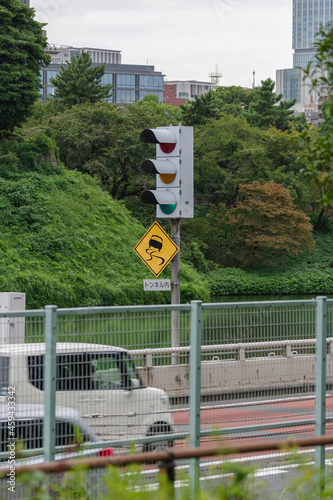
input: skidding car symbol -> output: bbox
[146,235,165,264]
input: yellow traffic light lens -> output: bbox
[159,173,176,184]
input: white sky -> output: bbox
[30,0,293,88]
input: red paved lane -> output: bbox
[172,396,333,448]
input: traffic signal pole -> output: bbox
[171,218,181,365]
[138,126,193,364]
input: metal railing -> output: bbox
[0,296,331,497]
[2,434,333,499]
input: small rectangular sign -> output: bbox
[143,279,171,291]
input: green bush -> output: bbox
[207,267,333,297]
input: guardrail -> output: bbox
[132,337,333,399]
[131,338,333,364]
[0,296,331,497]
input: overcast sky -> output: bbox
[30,0,293,88]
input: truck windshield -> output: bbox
[28,352,143,391]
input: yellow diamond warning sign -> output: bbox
[134,221,179,277]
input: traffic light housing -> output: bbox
[139,125,193,219]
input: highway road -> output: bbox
[171,394,333,446]
[164,395,333,496]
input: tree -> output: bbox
[49,52,112,107]
[19,100,180,200]
[194,115,268,207]
[0,0,50,132]
[246,78,296,131]
[226,181,315,269]
[136,94,182,122]
[180,91,220,126]
[180,86,254,126]
[214,85,254,116]
[193,114,310,209]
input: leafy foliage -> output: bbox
[193,115,310,208]
[226,182,315,269]
[246,78,296,131]
[208,267,333,297]
[206,214,333,297]
[49,52,112,107]
[180,91,220,126]
[0,0,50,131]
[8,449,333,499]
[213,85,254,116]
[0,137,209,308]
[180,86,254,126]
[19,100,181,200]
[12,90,331,298]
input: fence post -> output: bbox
[189,300,202,494]
[44,305,58,463]
[315,296,327,473]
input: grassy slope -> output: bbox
[0,150,209,309]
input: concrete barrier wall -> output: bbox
[137,354,333,398]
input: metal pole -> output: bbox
[189,300,202,495]
[44,305,58,463]
[158,450,175,498]
[171,218,180,365]
[315,296,327,474]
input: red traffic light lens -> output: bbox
[159,143,176,154]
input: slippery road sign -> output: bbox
[134,221,179,277]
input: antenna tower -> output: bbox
[209,64,222,91]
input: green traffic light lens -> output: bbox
[160,204,177,214]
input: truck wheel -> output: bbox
[143,423,173,453]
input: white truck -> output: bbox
[0,342,174,451]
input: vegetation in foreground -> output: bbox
[2,455,333,500]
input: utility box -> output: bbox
[0,293,26,344]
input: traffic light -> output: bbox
[139,125,193,218]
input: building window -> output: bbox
[139,75,164,89]
[179,92,188,99]
[116,90,136,103]
[46,87,56,97]
[117,74,136,88]
[139,91,163,103]
[70,50,80,61]
[47,70,59,84]
[101,73,113,85]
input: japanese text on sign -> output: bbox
[143,279,171,291]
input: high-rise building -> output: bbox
[277,0,333,107]
[293,0,333,69]
[19,0,30,6]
